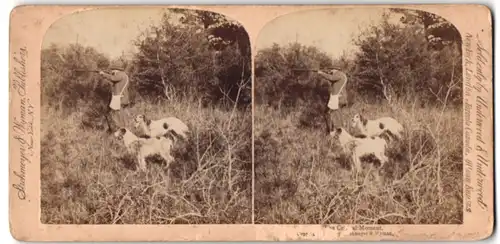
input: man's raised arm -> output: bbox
[316,70,342,83]
[99,71,123,83]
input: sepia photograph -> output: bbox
[9,4,493,242]
[40,8,252,224]
[254,8,464,224]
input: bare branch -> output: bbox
[374,52,393,103]
[155,44,172,100]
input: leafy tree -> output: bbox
[255,42,335,112]
[391,8,462,50]
[350,10,462,106]
[131,9,251,108]
[41,43,110,111]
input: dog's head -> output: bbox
[332,127,359,151]
[133,114,150,128]
[332,127,353,142]
[114,128,128,140]
[329,127,343,140]
[351,113,367,127]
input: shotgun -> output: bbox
[75,69,102,73]
[291,68,320,72]
[292,67,343,72]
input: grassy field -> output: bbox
[41,97,252,224]
[254,99,463,224]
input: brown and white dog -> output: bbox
[133,114,189,142]
[114,127,175,171]
[351,113,403,141]
[330,127,389,172]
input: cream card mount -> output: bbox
[9,4,493,242]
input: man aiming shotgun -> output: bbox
[95,61,131,133]
[293,67,348,133]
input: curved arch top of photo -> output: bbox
[40,7,253,225]
[253,7,464,225]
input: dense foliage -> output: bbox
[131,10,251,108]
[41,43,111,113]
[41,9,251,111]
[255,9,462,111]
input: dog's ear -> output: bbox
[360,115,367,126]
[336,128,342,134]
[117,128,126,140]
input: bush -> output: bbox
[41,44,111,114]
[131,10,251,109]
[350,10,462,106]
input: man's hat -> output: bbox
[109,60,125,71]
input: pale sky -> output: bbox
[43,8,166,59]
[255,8,399,59]
[43,8,401,60]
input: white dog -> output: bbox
[330,127,389,172]
[114,127,175,171]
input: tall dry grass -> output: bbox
[254,99,463,224]
[41,95,252,224]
